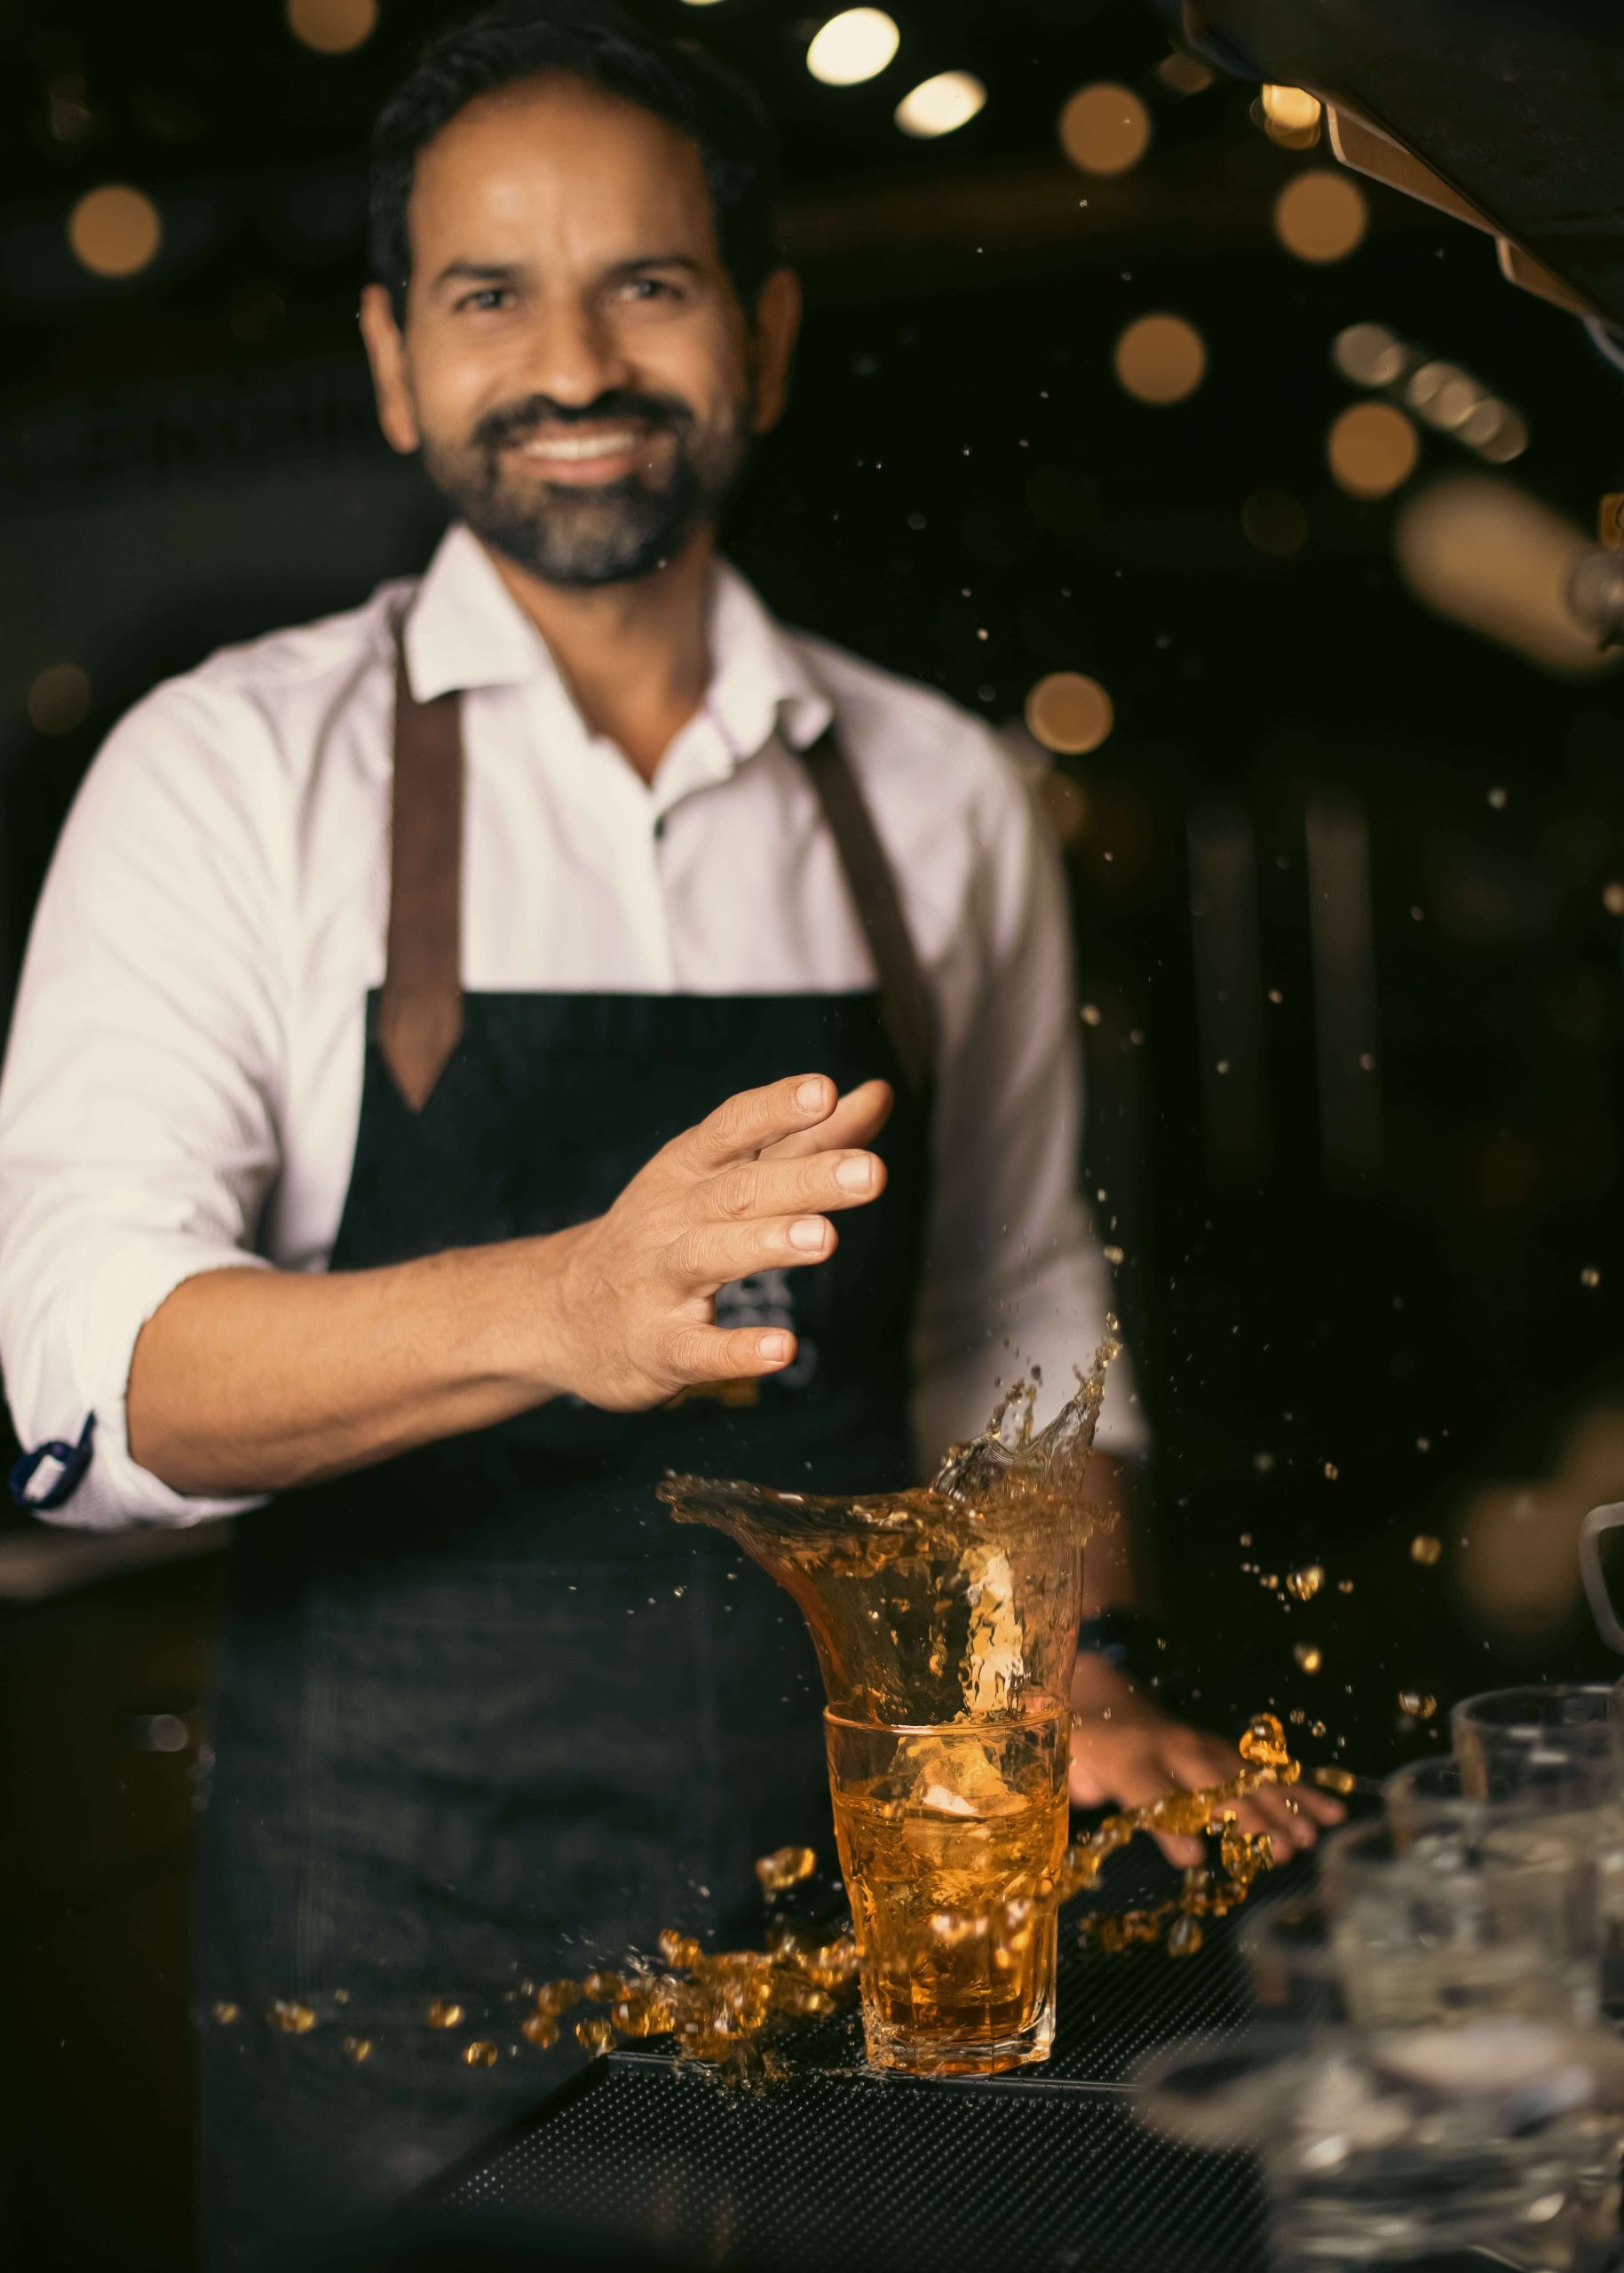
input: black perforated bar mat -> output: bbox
[387,1846,1310,2271]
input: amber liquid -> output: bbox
[828,1708,1068,2075]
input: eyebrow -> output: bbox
[430,252,703,294]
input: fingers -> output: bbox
[764,1080,894,1160]
[668,1213,840,1295]
[696,1148,886,1232]
[673,1074,839,1176]
[665,1323,799,1385]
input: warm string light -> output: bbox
[805,9,899,88]
[1326,400,1419,499]
[67,184,162,278]
[894,72,985,139]
[1332,325,1528,466]
[286,0,377,54]
[1273,170,1368,263]
[1258,83,1322,150]
[1026,672,1114,756]
[1113,313,1207,406]
[1058,83,1151,177]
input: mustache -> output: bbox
[475,391,693,454]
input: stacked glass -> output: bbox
[1132,1683,1624,2271]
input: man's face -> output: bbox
[366,77,790,588]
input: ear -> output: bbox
[749,266,802,437]
[360,282,422,455]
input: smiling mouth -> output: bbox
[512,427,654,466]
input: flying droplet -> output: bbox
[1286,1564,1324,1601]
[1410,1534,1442,1566]
[463,2040,499,2068]
[1293,1643,1323,1674]
[427,2000,465,2030]
[1313,1763,1356,1795]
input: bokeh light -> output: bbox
[1273,170,1368,263]
[806,10,899,88]
[1058,83,1151,177]
[67,185,162,279]
[1394,473,1621,680]
[1327,401,1419,499]
[286,0,377,54]
[1332,321,1406,389]
[28,665,91,736]
[1113,313,1207,406]
[1026,673,1114,756]
[894,72,985,139]
[1259,83,1321,149]
[1241,490,1309,557]
[1156,53,1214,96]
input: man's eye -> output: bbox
[619,276,679,303]
[457,288,511,313]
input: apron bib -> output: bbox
[194,620,936,2266]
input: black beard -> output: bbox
[420,395,752,590]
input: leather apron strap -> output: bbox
[379,622,935,1107]
[378,627,465,1111]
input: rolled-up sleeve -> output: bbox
[0,677,287,1529]
[911,738,1148,1468]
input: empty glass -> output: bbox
[1453,1688,1624,2024]
[1319,1816,1600,2032]
[1133,2018,1624,2273]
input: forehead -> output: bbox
[408,75,722,268]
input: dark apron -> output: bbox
[193,622,936,2268]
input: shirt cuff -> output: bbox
[20,1242,273,1532]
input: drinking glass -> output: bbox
[1319,1817,1601,2031]
[823,1705,1068,2075]
[1134,2019,1624,2273]
[1453,1687,1624,2022]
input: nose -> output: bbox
[522,295,632,413]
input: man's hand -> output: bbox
[1068,1651,1345,1868]
[543,1072,893,1412]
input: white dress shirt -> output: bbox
[0,522,1142,1531]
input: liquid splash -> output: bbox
[657,1333,1120,1729]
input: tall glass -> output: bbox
[1453,1686,1624,2022]
[824,1703,1068,2075]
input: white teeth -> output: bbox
[519,430,638,462]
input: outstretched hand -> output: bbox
[1067,1651,1345,1868]
[545,1072,893,1412]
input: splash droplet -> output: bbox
[427,2000,465,2030]
[463,2040,499,2068]
[1293,1643,1323,1674]
[1286,1564,1324,1601]
[1410,1534,1442,1566]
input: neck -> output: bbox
[481,530,716,785]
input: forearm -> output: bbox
[126,1232,582,1497]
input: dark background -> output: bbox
[1,2,1621,2265]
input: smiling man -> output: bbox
[0,3,1335,2262]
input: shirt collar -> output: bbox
[402,522,835,771]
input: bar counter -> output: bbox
[357,1844,1309,2273]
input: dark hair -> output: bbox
[368,0,781,324]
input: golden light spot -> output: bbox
[427,1999,464,2029]
[463,2039,499,2067]
[286,0,377,54]
[1286,1564,1324,1601]
[67,185,162,279]
[1025,671,1114,755]
[1581,1266,1602,1287]
[1273,170,1368,263]
[1332,321,1406,388]
[894,71,985,139]
[1259,84,1321,148]
[1156,53,1213,96]
[1327,400,1419,499]
[28,664,91,735]
[1113,313,1207,405]
[1058,83,1151,176]
[1410,1533,1442,1566]
[342,2036,372,2063]
[806,9,899,87]
[1293,1643,1323,1674]
[1241,489,1307,556]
